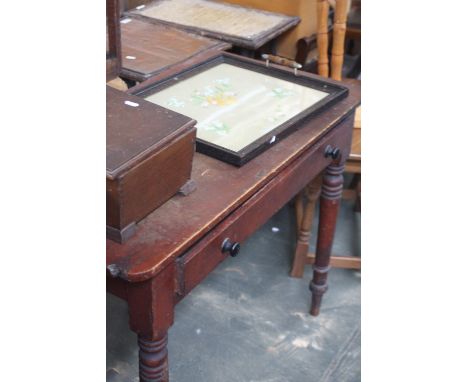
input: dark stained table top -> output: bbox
[106,77,360,282]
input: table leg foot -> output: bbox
[138,332,169,382]
[310,163,344,316]
[310,267,330,316]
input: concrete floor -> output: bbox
[107,198,361,382]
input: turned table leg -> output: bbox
[125,264,176,381]
[138,331,169,382]
[310,163,345,316]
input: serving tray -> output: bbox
[129,53,349,166]
[127,0,300,49]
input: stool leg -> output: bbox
[310,164,344,316]
[294,191,304,233]
[291,177,322,278]
[138,331,169,382]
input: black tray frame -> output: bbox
[131,53,349,166]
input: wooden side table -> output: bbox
[107,78,360,381]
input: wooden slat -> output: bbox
[306,253,361,270]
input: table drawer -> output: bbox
[176,114,354,299]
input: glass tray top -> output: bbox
[144,63,328,152]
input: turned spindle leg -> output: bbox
[310,163,345,316]
[291,176,322,278]
[138,331,169,382]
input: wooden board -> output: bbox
[120,16,230,82]
[127,0,300,49]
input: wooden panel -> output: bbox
[306,253,361,270]
[106,78,360,282]
[128,0,300,49]
[120,17,230,82]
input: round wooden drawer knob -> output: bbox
[221,238,241,257]
[324,145,340,160]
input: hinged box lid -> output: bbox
[106,86,196,179]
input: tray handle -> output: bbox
[261,54,302,76]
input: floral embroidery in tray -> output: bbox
[190,78,237,107]
[268,86,295,99]
[202,120,231,136]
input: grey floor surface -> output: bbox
[107,198,361,382]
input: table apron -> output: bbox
[175,114,354,301]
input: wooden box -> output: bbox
[120,16,230,83]
[106,86,197,243]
